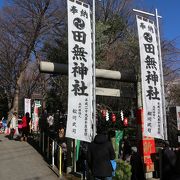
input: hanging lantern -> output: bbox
[111,113,116,123]
[123,117,128,126]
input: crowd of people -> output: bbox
[39,109,68,173]
[0,111,31,141]
[87,133,145,180]
[1,110,180,180]
[0,109,147,180]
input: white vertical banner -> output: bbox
[33,106,39,132]
[176,106,180,130]
[66,0,93,142]
[24,98,31,117]
[136,16,164,139]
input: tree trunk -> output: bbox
[7,72,23,122]
[13,87,19,113]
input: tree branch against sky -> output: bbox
[0,0,65,114]
[0,0,179,116]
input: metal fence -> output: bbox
[32,131,63,177]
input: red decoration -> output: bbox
[111,113,116,123]
[123,117,128,126]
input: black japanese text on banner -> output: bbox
[66,0,93,142]
[136,15,164,139]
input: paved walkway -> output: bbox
[0,134,59,180]
[0,134,160,180]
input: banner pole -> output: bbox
[47,136,49,159]
[134,9,164,177]
[52,140,55,167]
[92,0,96,140]
[155,9,167,140]
[59,146,62,176]
[42,131,44,154]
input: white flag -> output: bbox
[66,0,93,142]
[136,15,164,139]
[24,98,31,117]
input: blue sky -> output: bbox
[134,0,180,47]
[0,0,179,46]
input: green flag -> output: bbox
[115,130,124,159]
[115,130,124,144]
[76,140,80,161]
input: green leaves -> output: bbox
[114,159,131,180]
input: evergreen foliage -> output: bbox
[114,160,132,180]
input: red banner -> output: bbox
[141,139,156,156]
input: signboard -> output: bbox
[24,98,31,117]
[141,137,156,172]
[176,106,180,130]
[35,100,41,108]
[66,0,93,142]
[136,15,164,139]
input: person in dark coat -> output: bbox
[80,141,90,180]
[130,147,145,180]
[161,141,176,180]
[87,130,115,180]
[172,146,180,180]
[122,136,132,161]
